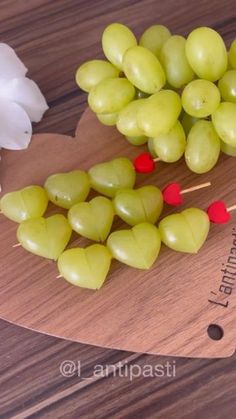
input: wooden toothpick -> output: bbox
[181,182,211,195]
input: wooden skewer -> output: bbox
[153,157,161,162]
[56,274,62,279]
[181,182,211,195]
[227,204,236,212]
[12,243,21,248]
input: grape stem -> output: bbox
[227,204,236,212]
[181,181,211,195]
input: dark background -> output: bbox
[0,0,235,417]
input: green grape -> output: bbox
[102,23,137,70]
[126,135,147,146]
[153,121,186,162]
[44,170,90,209]
[116,99,146,137]
[212,102,236,146]
[160,35,195,88]
[185,27,227,81]
[221,140,236,156]
[229,40,236,69]
[114,186,163,226]
[139,24,171,57]
[181,112,199,136]
[159,208,210,253]
[75,60,119,92]
[68,196,114,242]
[182,79,221,117]
[147,138,158,157]
[97,112,118,126]
[107,222,161,269]
[17,215,72,261]
[0,185,48,223]
[185,120,220,173]
[137,90,182,137]
[58,245,112,289]
[218,70,236,103]
[88,78,135,114]
[88,157,136,198]
[123,46,166,94]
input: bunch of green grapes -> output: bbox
[75,23,236,174]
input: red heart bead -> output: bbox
[162,183,183,206]
[207,201,231,224]
[133,152,155,173]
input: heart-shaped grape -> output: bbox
[159,208,210,253]
[58,245,112,289]
[88,157,136,198]
[114,186,163,226]
[0,185,48,223]
[107,222,161,269]
[17,214,72,260]
[68,196,115,241]
[44,170,90,209]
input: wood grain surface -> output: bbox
[0,0,236,417]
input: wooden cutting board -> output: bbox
[0,107,235,358]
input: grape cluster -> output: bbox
[76,23,236,174]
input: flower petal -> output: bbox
[0,77,49,122]
[0,99,32,150]
[0,43,27,79]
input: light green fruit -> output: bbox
[17,214,72,260]
[139,24,171,57]
[125,135,148,146]
[114,186,163,226]
[75,60,119,92]
[147,138,158,157]
[160,35,195,88]
[221,140,236,156]
[229,40,236,69]
[123,46,166,94]
[88,78,135,114]
[185,120,220,173]
[102,23,137,70]
[218,70,236,103]
[97,112,118,126]
[181,112,199,136]
[153,121,186,162]
[212,102,236,146]
[137,90,182,137]
[135,89,150,99]
[44,170,90,209]
[182,79,221,118]
[116,99,146,137]
[58,245,112,289]
[185,27,227,81]
[68,196,114,242]
[159,208,210,253]
[107,222,161,269]
[88,157,136,198]
[0,185,48,223]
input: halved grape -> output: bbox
[126,135,148,146]
[218,70,236,103]
[160,35,195,88]
[153,121,186,162]
[185,120,220,173]
[123,46,166,94]
[139,25,171,57]
[147,138,158,157]
[88,78,135,114]
[75,60,119,92]
[102,23,137,70]
[182,79,221,117]
[212,102,236,146]
[97,112,118,126]
[221,140,236,156]
[185,27,227,81]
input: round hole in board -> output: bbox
[207,324,224,341]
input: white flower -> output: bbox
[0,43,49,150]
